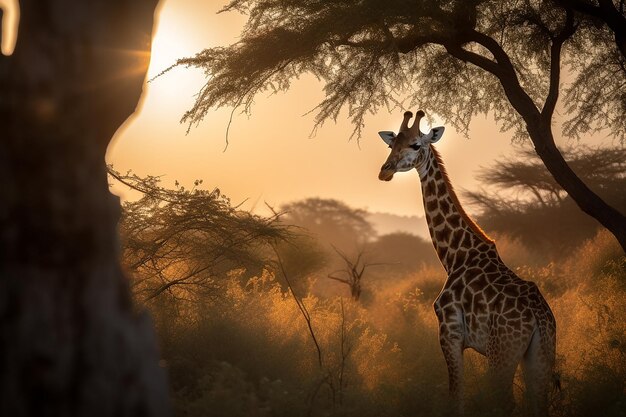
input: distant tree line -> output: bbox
[110,152,624,302]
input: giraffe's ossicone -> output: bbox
[378,110,556,417]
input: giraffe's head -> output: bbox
[378,110,445,181]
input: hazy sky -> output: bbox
[107,0,573,218]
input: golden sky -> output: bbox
[107,0,574,218]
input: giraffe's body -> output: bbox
[378,111,556,416]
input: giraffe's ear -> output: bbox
[378,131,396,146]
[426,126,445,143]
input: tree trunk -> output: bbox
[527,122,626,253]
[0,1,170,416]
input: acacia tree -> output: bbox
[468,147,626,208]
[169,0,626,252]
[465,146,626,256]
[109,168,288,303]
[280,198,375,252]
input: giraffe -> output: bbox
[377,110,556,416]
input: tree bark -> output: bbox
[0,1,170,416]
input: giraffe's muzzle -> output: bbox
[379,163,395,181]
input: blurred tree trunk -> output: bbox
[0,1,170,416]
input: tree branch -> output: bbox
[559,0,602,18]
[143,263,214,302]
[560,0,626,58]
[394,30,448,54]
[542,9,576,123]
[442,41,502,77]
[391,22,544,135]
[328,273,351,285]
[460,29,541,121]
[273,245,324,369]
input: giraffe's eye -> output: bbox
[409,143,421,150]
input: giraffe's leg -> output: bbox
[439,322,465,415]
[522,329,555,417]
[486,334,525,416]
[486,362,518,416]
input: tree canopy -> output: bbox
[366,232,440,272]
[280,198,375,251]
[469,146,626,207]
[173,0,624,139]
[170,0,626,251]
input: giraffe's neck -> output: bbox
[419,145,497,273]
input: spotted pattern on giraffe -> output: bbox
[378,110,556,416]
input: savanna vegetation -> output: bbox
[111,155,626,417]
[4,1,624,415]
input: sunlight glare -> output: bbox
[0,0,19,56]
[148,17,193,78]
[139,3,211,112]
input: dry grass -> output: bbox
[146,231,625,417]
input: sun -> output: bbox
[148,23,189,78]
[147,2,208,80]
